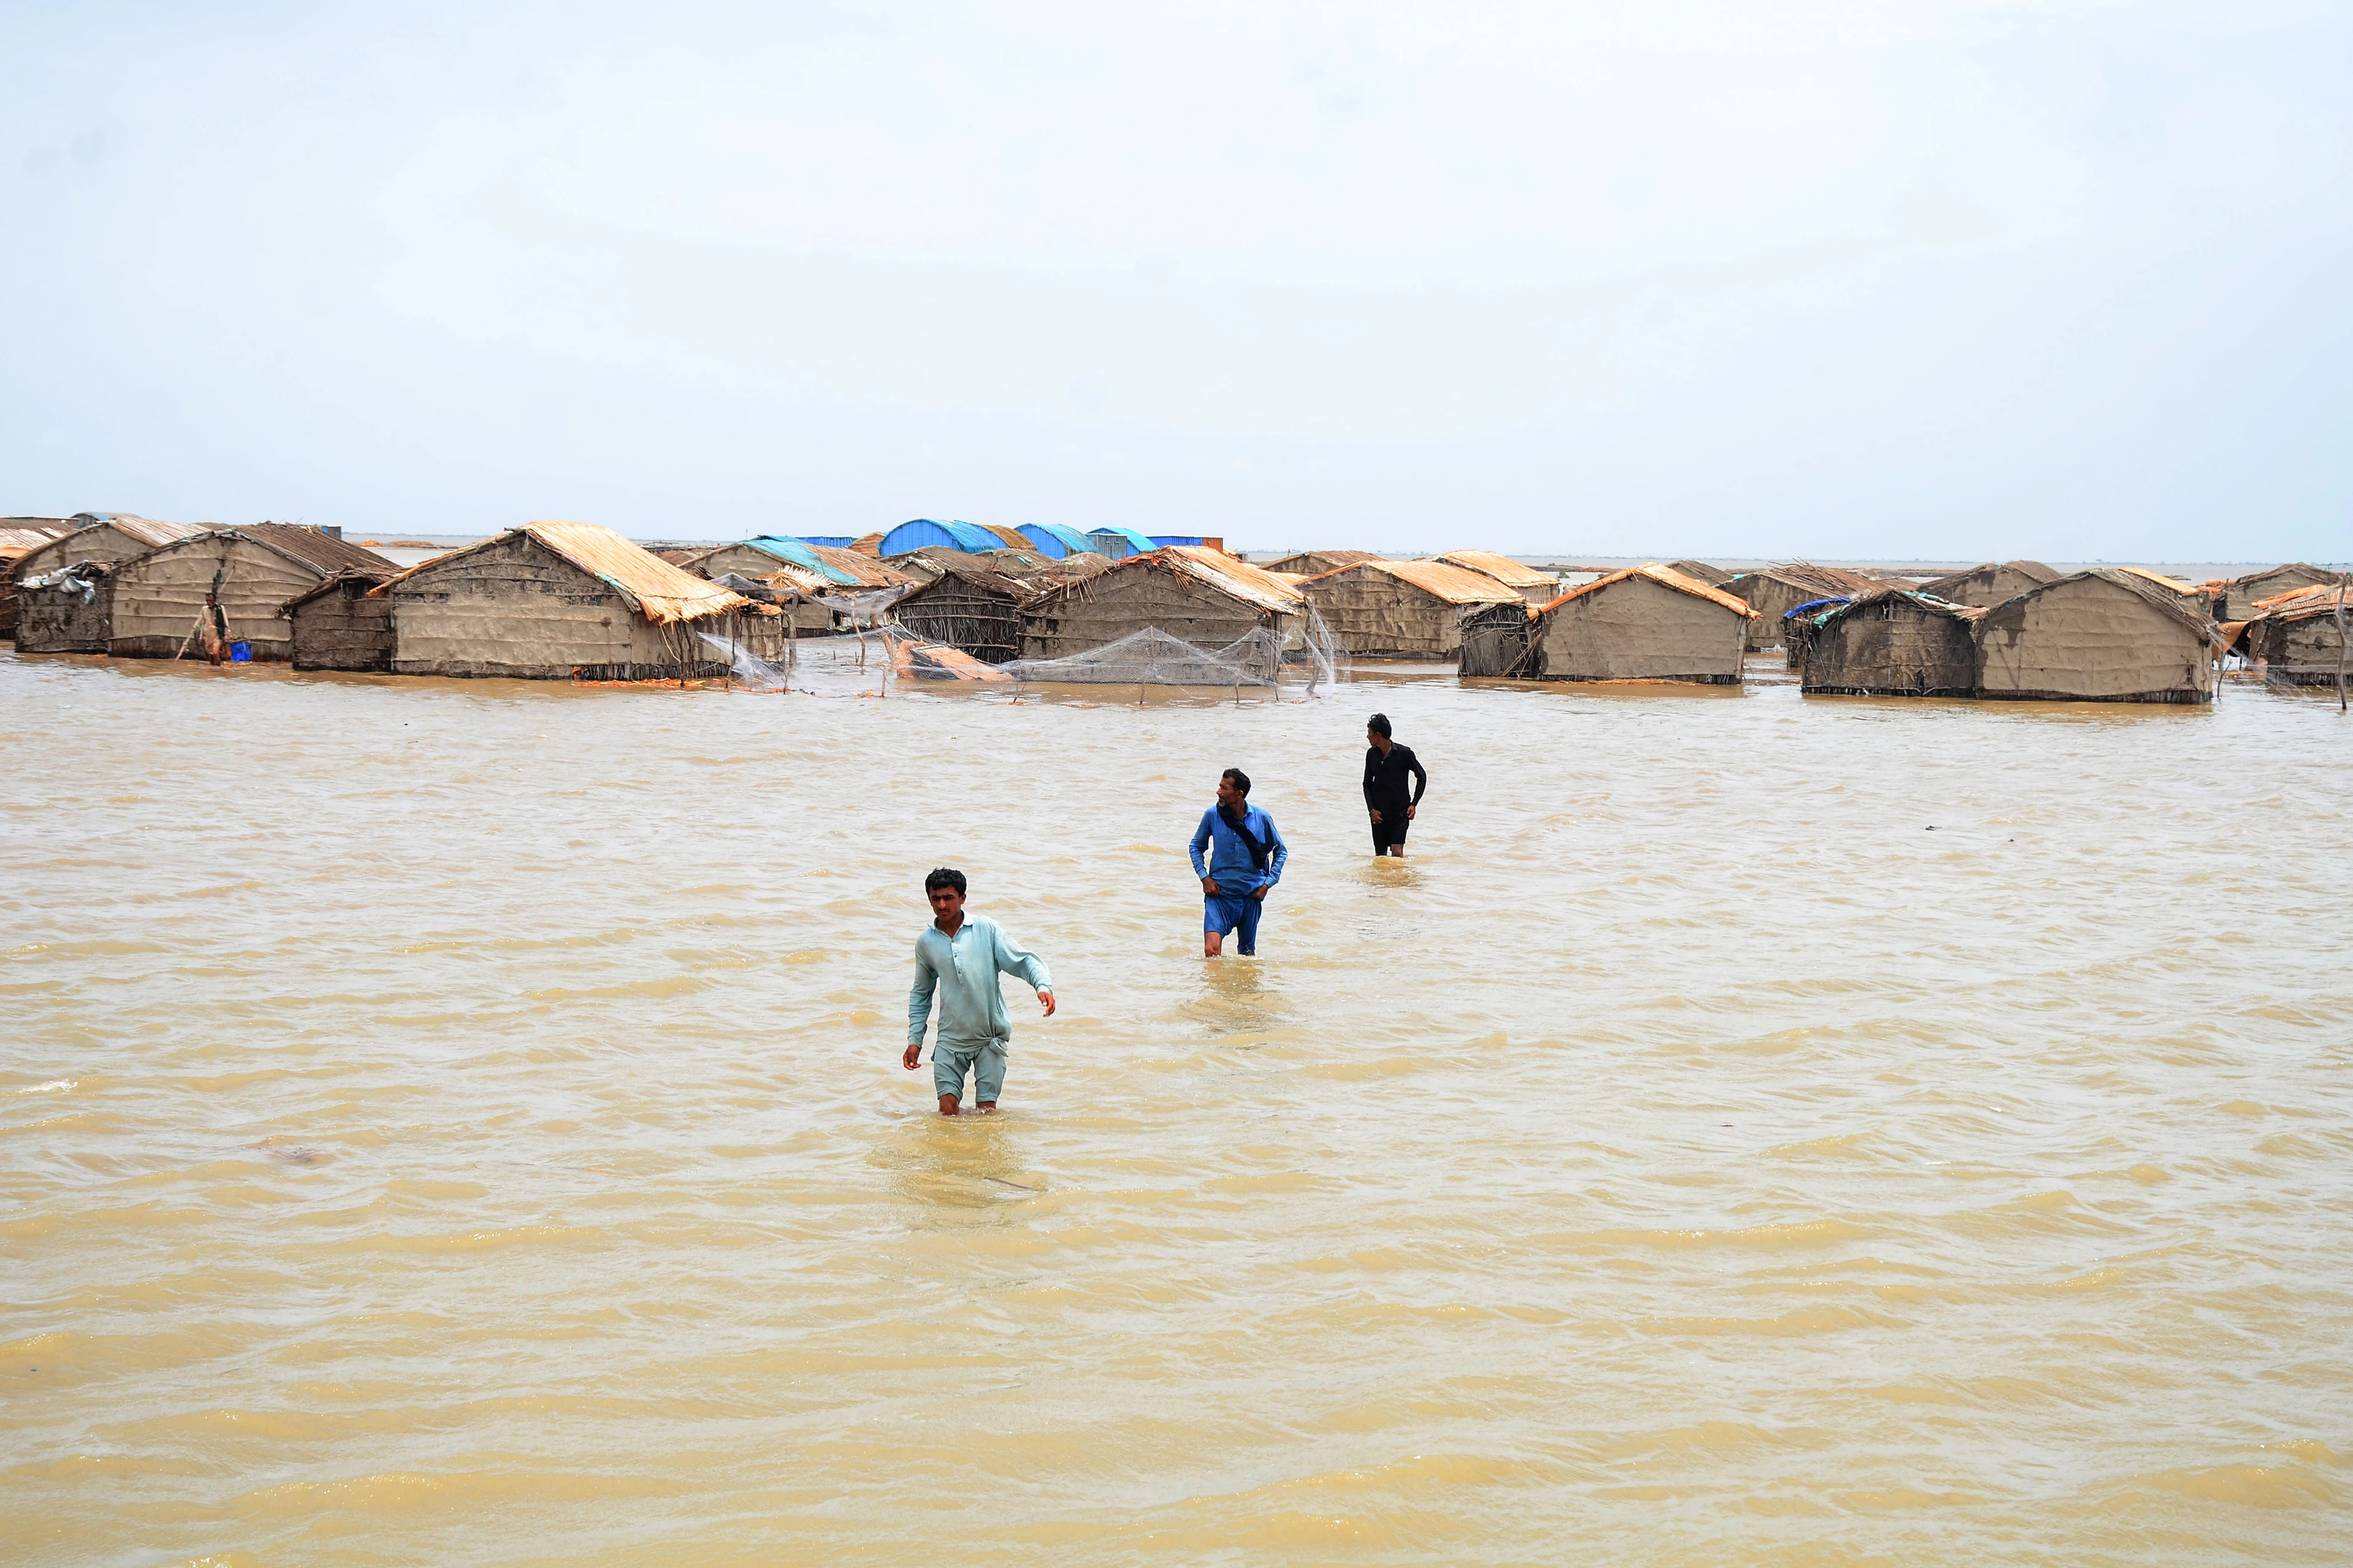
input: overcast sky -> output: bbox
[4,1,2347,559]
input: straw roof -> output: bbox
[1429,549,1555,591]
[2113,565,2206,597]
[1263,548,1386,575]
[2249,578,2351,623]
[1309,557,1523,606]
[372,521,748,624]
[224,523,398,579]
[1159,545,1306,614]
[1540,562,1759,617]
[56,514,216,552]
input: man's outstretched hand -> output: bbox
[1040,991,1057,1018]
[902,1042,922,1071]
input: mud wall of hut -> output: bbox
[291,583,396,671]
[2249,613,2348,687]
[1538,577,1747,683]
[1302,572,1487,657]
[1020,569,1275,660]
[1801,601,1976,697]
[389,534,728,680]
[11,526,150,652]
[1734,577,1821,649]
[110,537,317,660]
[1976,578,2210,703]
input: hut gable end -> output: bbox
[108,533,330,661]
[384,532,722,680]
[1535,571,1749,684]
[1019,551,1297,661]
[1975,570,2213,704]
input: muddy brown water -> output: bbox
[4,651,2349,1565]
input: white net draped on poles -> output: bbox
[696,591,1345,700]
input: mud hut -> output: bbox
[1264,548,1385,577]
[1663,559,1731,586]
[1429,549,1559,606]
[1724,564,1889,649]
[375,521,751,680]
[1796,590,1985,697]
[1975,569,2214,704]
[1298,558,1519,658]
[0,521,73,640]
[1918,560,2059,608]
[889,555,1038,664]
[2217,563,2339,622]
[1020,546,1306,661]
[1457,601,1538,677]
[108,526,398,661]
[11,514,220,652]
[2242,579,2350,687]
[284,572,398,671]
[1525,564,1756,684]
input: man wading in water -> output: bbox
[1363,712,1427,858]
[1190,767,1289,957]
[905,868,1055,1115]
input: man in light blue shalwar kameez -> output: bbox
[905,867,1056,1115]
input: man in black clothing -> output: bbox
[1363,713,1427,858]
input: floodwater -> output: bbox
[5,650,2349,1567]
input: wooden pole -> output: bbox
[2335,571,2348,714]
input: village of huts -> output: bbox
[6,516,2344,702]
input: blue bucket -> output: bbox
[230,642,252,662]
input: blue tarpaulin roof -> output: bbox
[1088,526,1158,559]
[1148,535,1207,548]
[1015,523,1100,559]
[879,518,1003,556]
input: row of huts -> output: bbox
[8,513,2341,700]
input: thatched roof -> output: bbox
[1731,561,1889,597]
[1429,549,1555,592]
[1158,545,1307,614]
[372,521,748,624]
[1663,559,1730,585]
[1307,557,1523,606]
[1264,548,1385,575]
[226,523,398,580]
[1540,562,1758,617]
[61,513,217,551]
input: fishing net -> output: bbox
[1003,606,1341,696]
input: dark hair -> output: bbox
[1220,767,1251,796]
[1367,713,1391,738]
[924,867,967,896]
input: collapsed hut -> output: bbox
[673,543,838,632]
[1429,549,1559,606]
[108,525,398,661]
[1264,548,1385,577]
[889,555,1039,664]
[2241,579,2351,687]
[0,521,73,640]
[11,514,218,652]
[2217,563,2339,622]
[1795,589,1985,697]
[1724,564,1889,649]
[1299,558,1519,658]
[1918,560,2059,608]
[1020,546,1306,662]
[1458,601,1537,677]
[375,520,753,680]
[1975,569,2215,704]
[1522,564,1756,684]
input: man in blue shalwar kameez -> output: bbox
[905,867,1055,1115]
[1189,767,1289,958]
